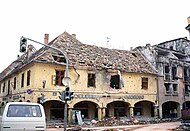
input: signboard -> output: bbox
[26,89,32,94]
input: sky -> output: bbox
[0,0,190,72]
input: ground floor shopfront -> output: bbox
[0,91,159,121]
[42,97,158,122]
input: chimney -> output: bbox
[72,34,76,39]
[130,47,133,51]
[44,34,49,44]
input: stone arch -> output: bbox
[69,99,101,108]
[73,100,99,120]
[106,100,131,118]
[162,101,180,118]
[134,100,155,117]
[42,100,65,121]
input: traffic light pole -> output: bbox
[21,36,69,131]
[64,100,68,131]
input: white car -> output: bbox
[0,102,46,131]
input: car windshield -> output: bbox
[7,104,42,117]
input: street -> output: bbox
[47,121,181,131]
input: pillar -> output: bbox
[102,108,106,119]
[68,108,72,124]
[154,105,158,117]
[98,108,102,121]
[129,106,134,118]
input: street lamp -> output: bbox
[20,36,70,131]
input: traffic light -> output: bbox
[59,91,65,101]
[70,92,74,100]
[20,37,27,52]
[65,87,70,100]
[37,93,45,104]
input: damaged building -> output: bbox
[136,17,190,119]
[0,32,157,122]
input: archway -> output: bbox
[134,100,155,117]
[73,101,98,120]
[43,100,64,121]
[162,101,179,118]
[183,101,190,110]
[106,101,130,118]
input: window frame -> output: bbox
[87,73,96,87]
[21,73,25,88]
[27,70,31,86]
[141,77,148,90]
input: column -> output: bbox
[67,108,72,124]
[154,105,158,117]
[129,106,134,118]
[98,108,102,121]
[102,108,106,119]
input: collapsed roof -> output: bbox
[0,32,156,81]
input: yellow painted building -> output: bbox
[0,32,157,122]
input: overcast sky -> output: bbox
[0,0,190,72]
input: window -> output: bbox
[3,82,5,93]
[110,75,120,89]
[173,84,178,95]
[21,73,24,88]
[87,73,95,87]
[27,70,31,86]
[55,70,65,86]
[184,68,190,82]
[165,83,171,94]
[164,65,170,81]
[8,80,10,95]
[52,54,66,63]
[172,67,177,80]
[184,68,188,81]
[13,77,16,90]
[185,84,190,95]
[7,105,42,117]
[141,77,148,89]
[165,65,170,73]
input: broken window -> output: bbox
[141,77,148,89]
[184,68,190,82]
[21,73,24,88]
[165,83,171,94]
[27,70,31,86]
[185,84,190,95]
[52,54,66,63]
[173,84,178,95]
[110,75,120,89]
[184,68,188,81]
[54,70,65,86]
[172,67,177,80]
[87,73,95,87]
[8,80,10,95]
[165,65,170,73]
[13,77,16,90]
[164,65,170,81]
